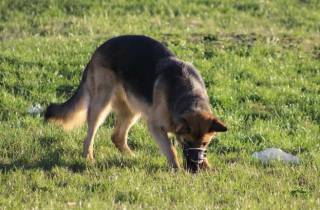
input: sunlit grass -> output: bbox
[0,0,319,209]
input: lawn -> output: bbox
[0,0,319,209]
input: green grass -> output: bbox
[0,0,319,209]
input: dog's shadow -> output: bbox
[1,137,239,174]
[0,136,86,173]
[0,137,164,174]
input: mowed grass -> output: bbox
[0,0,319,209]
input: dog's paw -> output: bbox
[121,147,135,157]
[83,151,95,162]
[200,159,211,171]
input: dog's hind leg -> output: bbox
[111,92,139,156]
[82,60,116,160]
[83,97,112,160]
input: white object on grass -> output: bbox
[28,104,43,115]
[252,148,300,164]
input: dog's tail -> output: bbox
[44,65,90,130]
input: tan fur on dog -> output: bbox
[45,35,227,170]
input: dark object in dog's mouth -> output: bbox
[183,147,207,173]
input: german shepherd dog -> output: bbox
[45,35,227,172]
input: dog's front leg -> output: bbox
[200,158,211,170]
[148,122,180,169]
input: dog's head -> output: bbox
[175,111,227,172]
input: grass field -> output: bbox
[0,0,319,209]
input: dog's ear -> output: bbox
[210,118,227,132]
[175,117,191,135]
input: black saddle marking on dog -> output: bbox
[97,35,174,104]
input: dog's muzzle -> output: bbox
[183,147,207,173]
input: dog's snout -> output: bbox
[183,146,207,173]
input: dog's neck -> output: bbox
[171,93,211,118]
[157,58,212,120]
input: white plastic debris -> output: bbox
[28,104,43,116]
[252,148,300,164]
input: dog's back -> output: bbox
[96,35,174,104]
[96,35,210,115]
